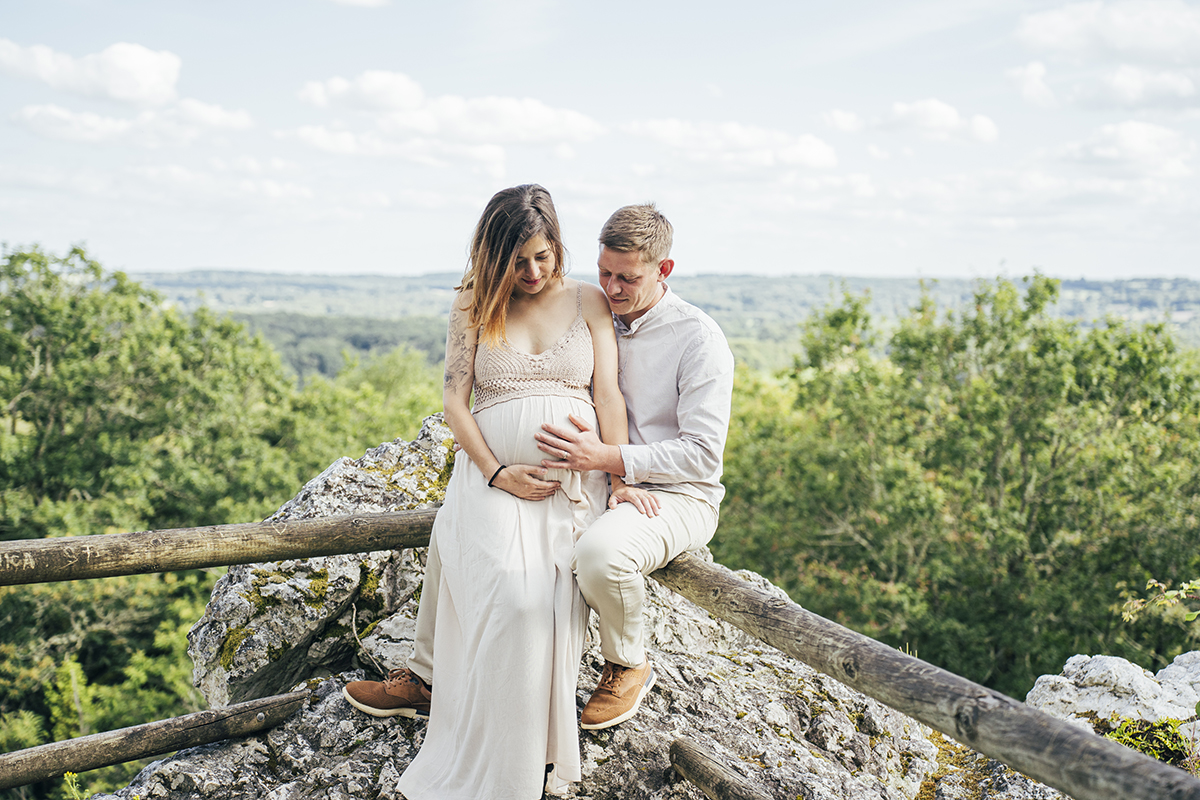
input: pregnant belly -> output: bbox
[473,395,597,472]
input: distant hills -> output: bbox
[133,270,465,319]
[132,270,1200,377]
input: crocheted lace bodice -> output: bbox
[472,287,594,412]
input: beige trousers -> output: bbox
[572,491,718,669]
[410,490,718,680]
[407,529,439,684]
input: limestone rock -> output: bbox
[933,650,1200,800]
[95,674,419,800]
[97,562,942,800]
[932,748,1067,800]
[1026,652,1200,728]
[186,415,452,707]
[267,414,454,521]
[92,414,1198,800]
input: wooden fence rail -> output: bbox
[669,737,771,800]
[3,513,1200,800]
[0,510,439,586]
[655,552,1200,800]
[0,691,308,791]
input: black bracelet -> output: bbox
[487,465,507,488]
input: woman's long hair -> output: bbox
[459,184,567,346]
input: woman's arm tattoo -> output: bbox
[444,305,473,394]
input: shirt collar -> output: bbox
[613,283,673,336]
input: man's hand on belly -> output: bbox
[536,414,626,475]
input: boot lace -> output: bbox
[597,663,628,693]
[384,668,418,689]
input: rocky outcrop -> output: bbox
[186,415,453,707]
[100,568,943,800]
[91,415,1199,800]
[924,651,1200,800]
[1026,652,1200,729]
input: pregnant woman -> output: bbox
[392,184,655,799]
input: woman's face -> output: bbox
[511,235,555,296]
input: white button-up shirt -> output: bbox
[615,286,735,509]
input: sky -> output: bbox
[1,0,1199,281]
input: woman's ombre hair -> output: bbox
[459,184,566,346]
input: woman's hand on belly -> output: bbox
[491,463,561,501]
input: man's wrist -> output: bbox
[608,444,627,477]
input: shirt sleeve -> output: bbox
[619,327,735,486]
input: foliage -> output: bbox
[10,247,1200,793]
[1123,579,1200,624]
[0,709,45,751]
[0,246,303,539]
[1,246,442,543]
[1102,716,1200,776]
[0,247,441,799]
[0,569,215,797]
[278,345,442,468]
[230,311,447,382]
[714,275,1200,697]
[60,774,83,800]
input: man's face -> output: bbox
[597,245,671,324]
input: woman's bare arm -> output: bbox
[443,291,559,500]
[582,284,659,516]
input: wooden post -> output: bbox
[0,509,439,587]
[0,690,308,791]
[669,737,772,800]
[651,553,1200,800]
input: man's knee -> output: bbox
[573,528,618,588]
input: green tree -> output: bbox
[0,246,442,799]
[715,276,1200,697]
[1,246,303,540]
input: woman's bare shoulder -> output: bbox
[451,287,474,313]
[578,282,612,319]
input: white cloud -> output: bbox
[884,98,999,143]
[130,163,315,203]
[0,160,315,212]
[1016,0,1200,64]
[210,156,298,174]
[1008,62,1058,107]
[867,144,890,160]
[326,0,390,6]
[790,173,877,199]
[290,125,396,156]
[14,101,254,146]
[297,70,603,146]
[0,39,180,105]
[235,178,315,201]
[823,109,865,132]
[386,95,604,144]
[288,125,507,177]
[623,119,838,169]
[1099,64,1196,104]
[299,71,424,110]
[14,105,134,142]
[1059,119,1196,176]
[176,99,254,129]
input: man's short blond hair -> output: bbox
[598,203,673,265]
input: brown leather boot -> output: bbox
[579,660,655,730]
[342,668,431,718]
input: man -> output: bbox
[343,203,734,733]
[535,203,734,729]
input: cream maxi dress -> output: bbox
[397,288,605,800]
